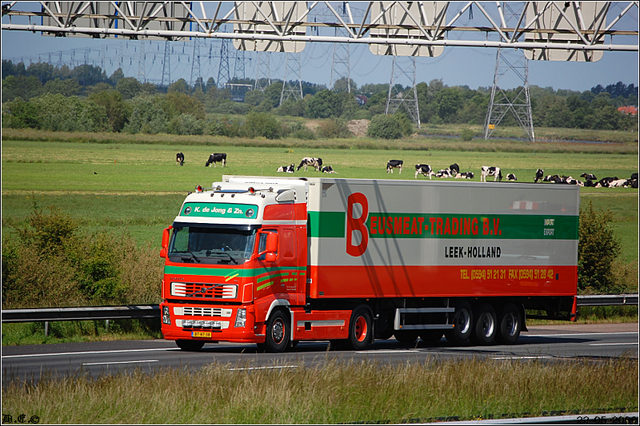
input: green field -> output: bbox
[3,139,638,263]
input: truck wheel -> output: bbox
[348,307,373,350]
[265,309,290,353]
[445,301,473,344]
[496,303,522,345]
[394,330,420,344]
[471,303,497,345]
[176,340,205,351]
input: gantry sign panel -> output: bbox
[368,1,446,57]
[233,2,307,53]
[2,2,637,58]
[525,2,606,61]
[40,2,193,40]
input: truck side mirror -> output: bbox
[160,226,172,258]
[266,232,278,253]
[265,233,278,262]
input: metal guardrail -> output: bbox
[2,295,636,324]
[1,304,159,323]
[576,294,638,307]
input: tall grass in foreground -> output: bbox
[3,358,637,424]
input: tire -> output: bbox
[348,307,373,350]
[394,330,420,344]
[176,340,205,351]
[444,301,474,344]
[264,309,290,353]
[470,303,497,345]
[420,330,444,343]
[496,303,522,345]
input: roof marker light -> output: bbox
[195,185,203,193]
[248,187,255,194]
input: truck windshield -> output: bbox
[168,225,257,264]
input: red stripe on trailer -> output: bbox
[308,265,577,299]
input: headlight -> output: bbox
[234,308,247,328]
[162,306,171,325]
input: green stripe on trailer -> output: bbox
[308,211,345,237]
[307,211,577,240]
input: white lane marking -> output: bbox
[491,356,553,360]
[2,347,175,359]
[589,343,639,346]
[525,332,638,338]
[356,350,420,354]
[82,360,159,366]
[227,365,298,371]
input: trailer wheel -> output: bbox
[264,309,290,353]
[176,340,205,351]
[445,301,474,344]
[471,303,497,345]
[348,307,373,350]
[496,303,522,345]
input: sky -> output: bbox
[2,2,638,93]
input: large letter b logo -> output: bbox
[346,193,369,257]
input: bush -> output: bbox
[242,111,282,139]
[367,114,404,139]
[2,203,162,309]
[578,200,622,293]
[460,128,475,141]
[317,118,353,139]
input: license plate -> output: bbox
[192,331,211,338]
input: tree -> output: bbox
[109,68,125,86]
[42,78,82,97]
[70,64,108,87]
[123,95,168,134]
[163,92,205,120]
[116,77,142,100]
[2,97,40,129]
[168,78,189,94]
[89,90,130,132]
[1,75,42,102]
[305,89,336,119]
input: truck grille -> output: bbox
[173,307,232,318]
[171,282,238,299]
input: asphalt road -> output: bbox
[2,323,637,385]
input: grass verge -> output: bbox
[1,320,162,347]
[2,357,637,424]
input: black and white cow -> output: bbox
[205,153,227,167]
[435,169,453,178]
[544,174,563,184]
[176,152,184,166]
[580,173,597,181]
[277,164,295,173]
[595,176,619,188]
[449,163,460,176]
[506,173,517,181]
[480,166,502,182]
[297,157,323,171]
[455,171,474,179]
[534,169,544,183]
[387,160,403,174]
[415,164,433,179]
[321,165,337,174]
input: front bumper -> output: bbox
[160,302,262,343]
